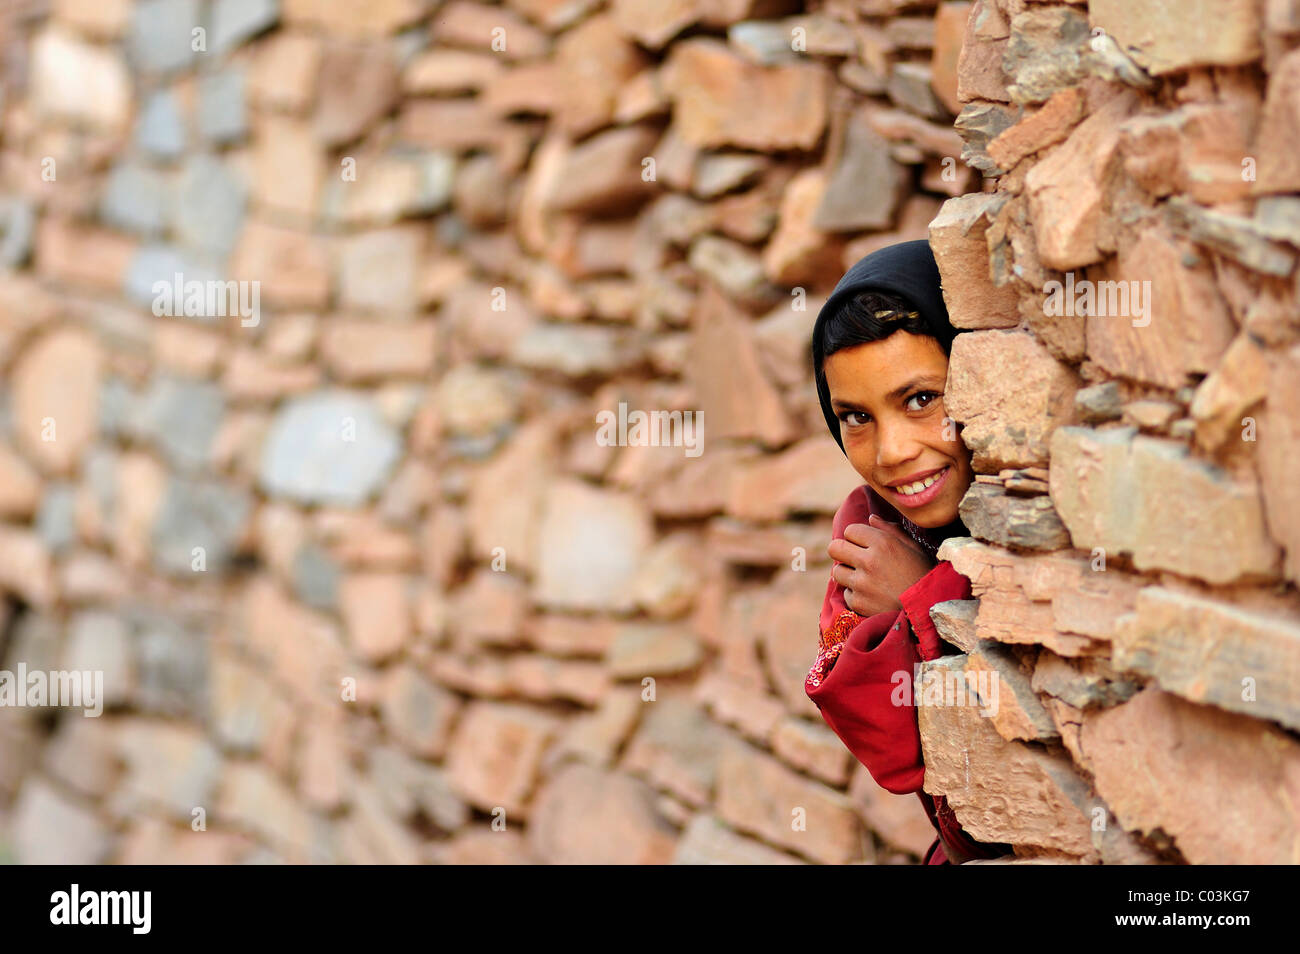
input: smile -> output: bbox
[887,466,949,509]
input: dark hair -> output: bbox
[815,290,949,393]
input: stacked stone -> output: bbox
[1,0,1296,867]
[0,0,980,865]
[925,0,1300,863]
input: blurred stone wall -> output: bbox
[0,0,1296,865]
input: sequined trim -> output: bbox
[806,608,864,691]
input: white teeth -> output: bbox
[897,468,945,495]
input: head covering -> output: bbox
[811,239,968,551]
[811,239,955,456]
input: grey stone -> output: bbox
[1074,380,1122,423]
[99,162,169,237]
[35,484,77,553]
[259,390,401,506]
[128,609,209,719]
[291,543,340,611]
[211,0,280,54]
[172,154,246,258]
[369,745,469,833]
[958,482,1072,551]
[124,244,223,312]
[1252,196,1300,245]
[197,68,248,144]
[814,112,908,231]
[135,89,188,160]
[1032,650,1141,709]
[693,152,766,200]
[509,323,635,377]
[1003,7,1091,105]
[887,62,947,119]
[6,612,64,678]
[151,476,252,576]
[0,195,35,267]
[130,0,202,74]
[930,598,980,654]
[138,375,225,471]
[727,21,802,65]
[955,101,1022,176]
[1165,196,1298,276]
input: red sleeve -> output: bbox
[804,487,973,796]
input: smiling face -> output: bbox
[823,330,974,528]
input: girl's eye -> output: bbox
[840,411,871,427]
[906,391,941,412]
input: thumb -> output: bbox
[870,512,918,544]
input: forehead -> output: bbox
[823,332,948,400]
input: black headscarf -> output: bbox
[811,239,968,555]
[812,239,957,456]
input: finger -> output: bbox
[842,522,882,547]
[828,537,869,566]
[831,563,853,588]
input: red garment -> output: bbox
[805,485,1009,865]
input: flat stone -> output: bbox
[673,814,803,864]
[814,111,907,232]
[928,192,1019,329]
[11,326,102,476]
[1091,0,1263,75]
[129,0,201,74]
[609,623,703,680]
[662,38,829,151]
[529,762,678,864]
[171,155,247,259]
[211,0,280,54]
[378,663,460,758]
[151,476,252,576]
[919,655,1096,858]
[444,701,560,820]
[99,161,168,237]
[1081,688,1300,863]
[715,736,865,864]
[945,330,1080,471]
[930,598,980,654]
[1002,7,1090,104]
[959,482,1072,550]
[135,89,188,159]
[258,390,401,506]
[1049,426,1281,584]
[30,27,130,130]
[13,778,112,864]
[197,69,248,144]
[534,480,651,612]
[314,40,400,147]
[1112,586,1300,733]
[1074,380,1122,423]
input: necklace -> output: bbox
[899,514,941,558]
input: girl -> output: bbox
[805,239,1010,865]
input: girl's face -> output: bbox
[823,330,974,528]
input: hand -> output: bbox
[828,514,937,617]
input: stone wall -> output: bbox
[0,0,1296,865]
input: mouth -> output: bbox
[884,465,950,510]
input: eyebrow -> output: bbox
[830,374,945,412]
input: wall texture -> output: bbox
[0,0,1296,864]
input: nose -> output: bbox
[875,416,921,471]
